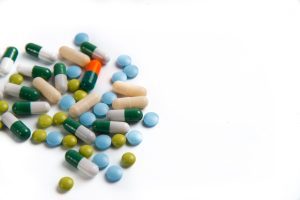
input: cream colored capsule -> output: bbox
[59,46,90,67]
[112,96,148,109]
[112,81,147,97]
[32,77,61,104]
[69,93,100,117]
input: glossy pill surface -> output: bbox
[12,101,50,115]
[32,129,47,143]
[105,165,123,182]
[101,92,117,106]
[92,121,130,134]
[0,47,18,75]
[94,135,111,150]
[111,71,127,83]
[111,134,126,148]
[25,43,56,63]
[58,177,74,191]
[121,152,136,168]
[67,79,80,92]
[4,83,40,101]
[9,73,23,85]
[92,153,109,169]
[32,77,61,104]
[112,81,146,97]
[107,108,143,123]
[143,112,159,127]
[123,64,138,79]
[74,90,87,102]
[62,134,78,148]
[54,63,68,93]
[17,64,52,80]
[79,112,96,127]
[53,112,68,125]
[79,145,94,158]
[112,96,148,109]
[0,100,9,113]
[80,60,102,92]
[126,130,143,146]
[93,103,109,118]
[74,33,89,46]
[116,55,131,68]
[67,66,82,79]
[59,46,90,67]
[69,93,100,118]
[37,114,53,128]
[46,131,63,147]
[59,95,76,111]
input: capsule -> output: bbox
[0,47,18,75]
[112,96,148,109]
[17,64,52,80]
[107,108,143,123]
[54,63,68,93]
[25,43,56,63]
[59,46,90,67]
[4,83,40,101]
[12,101,50,115]
[112,81,147,97]
[2,112,31,141]
[63,117,96,144]
[80,42,110,65]
[80,60,102,92]
[32,77,61,104]
[92,120,130,134]
[69,93,100,118]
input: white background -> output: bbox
[0,0,300,199]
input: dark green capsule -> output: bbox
[32,66,52,80]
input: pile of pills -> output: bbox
[0,32,159,192]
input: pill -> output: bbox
[92,153,109,169]
[12,101,50,115]
[63,117,96,144]
[112,96,148,109]
[111,71,127,83]
[116,55,131,68]
[121,152,136,168]
[32,77,61,104]
[1,112,31,141]
[79,112,96,127]
[123,64,139,79]
[32,129,47,143]
[101,92,117,106]
[59,95,75,111]
[53,112,68,125]
[143,112,159,127]
[69,93,100,118]
[105,165,123,182]
[107,108,143,123]
[68,79,80,92]
[58,176,74,191]
[25,43,56,63]
[46,131,63,147]
[67,66,82,79]
[54,63,68,93]
[126,130,143,146]
[0,47,18,76]
[94,134,111,150]
[37,114,53,128]
[4,83,40,101]
[0,100,9,113]
[62,134,77,148]
[65,149,98,177]
[80,41,110,65]
[93,103,109,118]
[17,64,52,80]
[80,60,102,92]
[79,145,94,158]
[74,32,89,46]
[112,81,147,97]
[59,46,90,67]
[92,120,130,134]
[111,133,126,148]
[73,90,87,102]
[9,73,24,85]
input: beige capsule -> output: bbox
[69,93,100,117]
[112,96,148,109]
[32,77,61,104]
[59,46,90,67]
[112,81,147,97]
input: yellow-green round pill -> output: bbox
[32,129,47,143]
[74,90,87,102]
[38,114,53,128]
[62,135,77,148]
[58,176,74,191]
[9,73,24,85]
[111,134,126,148]
[79,145,94,158]
[0,121,4,129]
[121,152,136,168]
[0,100,9,113]
[53,112,68,125]
[67,79,80,93]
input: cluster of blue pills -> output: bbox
[112,55,139,83]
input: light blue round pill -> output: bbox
[59,95,76,111]
[143,112,159,127]
[126,130,143,146]
[93,103,109,118]
[67,66,82,79]
[79,112,96,127]
[74,33,89,46]
[94,135,111,150]
[92,153,109,170]
[116,55,132,68]
[46,131,63,147]
[112,71,127,83]
[105,165,123,183]
[123,65,139,79]
[101,92,117,106]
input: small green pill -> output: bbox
[58,176,74,191]
[0,121,3,129]
[32,129,47,143]
[0,100,9,113]
[73,90,87,102]
[53,112,68,125]
[67,79,80,93]
[9,73,24,85]
[37,114,53,128]
[62,134,78,148]
[111,134,126,148]
[79,145,94,158]
[121,152,136,168]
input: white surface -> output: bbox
[0,0,300,199]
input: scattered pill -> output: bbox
[121,152,136,168]
[17,64,52,80]
[9,73,24,85]
[62,134,78,148]
[66,66,82,79]
[94,135,111,150]
[74,32,89,46]
[92,121,130,134]
[123,64,139,79]
[143,112,159,127]
[67,79,80,92]
[93,103,109,118]
[4,83,40,101]
[58,176,74,191]
[32,77,61,104]
[37,114,53,129]
[46,131,63,147]
[59,95,76,111]
[80,60,102,92]
[12,101,50,115]
[112,96,148,110]
[107,108,143,123]
[113,81,147,97]
[0,121,4,129]
[81,41,110,65]
[25,43,56,63]
[92,153,109,170]
[79,145,94,158]
[101,92,117,106]
[111,71,127,83]
[59,46,90,67]
[105,165,123,182]
[69,93,100,118]
[79,112,96,127]
[126,130,143,146]
[0,47,18,76]
[32,129,47,143]
[73,90,87,102]
[0,100,9,113]
[116,55,131,68]
[54,63,68,94]
[111,133,126,148]
[53,112,68,125]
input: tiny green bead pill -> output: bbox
[53,112,68,125]
[32,129,47,143]
[79,145,94,158]
[0,121,3,129]
[37,114,53,128]
[62,134,78,148]
[67,79,80,92]
[0,100,9,113]
[58,176,74,191]
[121,152,136,168]
[73,90,87,102]
[9,73,24,85]
[111,134,126,148]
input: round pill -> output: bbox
[116,55,131,68]
[121,152,136,168]
[0,100,9,113]
[79,145,94,158]
[143,112,159,127]
[38,114,53,128]
[94,135,111,150]
[105,165,123,183]
[62,134,77,148]
[0,121,3,129]
[79,112,96,127]
[101,92,117,106]
[74,32,89,46]
[126,130,143,146]
[32,129,47,143]
[9,73,24,85]
[67,79,80,92]
[46,131,63,147]
[123,65,139,79]
[67,66,82,79]
[53,112,68,125]
[111,134,126,148]
[74,90,87,102]
[93,103,109,118]
[111,71,127,83]
[58,176,74,191]
[92,153,109,170]
[59,95,75,111]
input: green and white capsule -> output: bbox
[92,120,130,134]
[4,83,40,101]
[65,149,98,177]
[25,43,56,63]
[54,63,67,93]
[12,101,50,115]
[107,108,143,123]
[80,42,110,64]
[0,47,18,75]
[1,112,31,141]
[17,64,52,80]
[63,118,96,144]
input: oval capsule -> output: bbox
[0,47,18,76]
[107,108,143,123]
[17,64,52,80]
[112,81,147,96]
[54,63,68,93]
[59,46,90,67]
[32,77,61,104]
[12,101,50,115]
[69,93,100,118]
[92,120,130,134]
[25,43,56,63]
[112,96,148,109]
[80,60,101,92]
[4,83,40,101]
[80,41,110,65]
